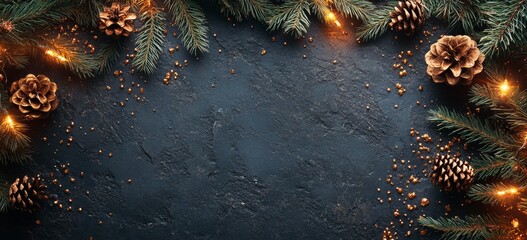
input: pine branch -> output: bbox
[331,0,375,22]
[428,107,519,158]
[70,0,104,28]
[472,154,520,181]
[0,0,70,43]
[39,37,98,78]
[468,183,524,205]
[165,0,209,55]
[267,0,311,38]
[132,0,167,74]
[419,215,514,240]
[216,0,244,21]
[429,0,484,33]
[96,38,125,74]
[479,0,527,58]
[0,174,8,213]
[517,198,527,215]
[355,3,394,42]
[0,113,32,165]
[469,82,527,130]
[238,0,273,22]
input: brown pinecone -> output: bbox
[425,35,485,85]
[389,0,425,35]
[430,154,474,191]
[99,3,136,37]
[9,176,48,212]
[10,74,59,119]
[0,20,14,33]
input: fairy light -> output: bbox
[4,115,14,129]
[500,80,510,96]
[45,50,67,62]
[512,218,519,228]
[325,12,341,27]
[496,187,519,196]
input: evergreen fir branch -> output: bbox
[216,0,244,21]
[332,0,375,22]
[132,0,166,74]
[479,0,527,58]
[428,107,518,157]
[0,112,32,165]
[468,183,524,205]
[238,0,273,22]
[71,0,104,28]
[429,0,484,33]
[96,37,125,74]
[517,198,527,215]
[419,215,513,240]
[355,3,394,42]
[165,0,209,54]
[267,0,311,38]
[310,0,328,22]
[39,37,98,78]
[472,154,519,181]
[0,174,8,212]
[469,82,527,130]
[0,0,70,43]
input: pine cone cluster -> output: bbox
[389,0,425,36]
[9,176,48,212]
[99,3,136,37]
[430,154,474,191]
[10,74,59,119]
[425,35,485,86]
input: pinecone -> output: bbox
[425,35,485,85]
[9,74,59,119]
[389,0,425,36]
[9,176,48,212]
[99,3,136,37]
[430,154,474,191]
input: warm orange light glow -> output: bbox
[45,50,67,62]
[497,187,519,196]
[4,115,14,129]
[512,218,519,228]
[325,11,341,27]
[500,80,510,96]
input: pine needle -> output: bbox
[165,0,209,55]
[355,3,394,42]
[479,0,527,57]
[132,0,167,74]
[332,0,375,22]
[428,107,518,157]
[39,37,98,78]
[267,0,311,38]
[96,38,125,74]
[238,0,273,22]
[216,0,244,21]
[419,215,512,240]
[0,174,8,213]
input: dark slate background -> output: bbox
[0,5,478,240]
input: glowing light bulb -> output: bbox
[508,188,518,194]
[512,218,519,228]
[4,115,14,129]
[325,12,341,27]
[497,190,506,196]
[500,80,510,96]
[45,50,67,62]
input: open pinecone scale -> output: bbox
[9,176,48,212]
[430,154,474,192]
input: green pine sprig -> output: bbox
[165,0,209,55]
[132,0,167,74]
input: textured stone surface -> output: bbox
[0,8,470,240]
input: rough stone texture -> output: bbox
[0,8,471,240]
